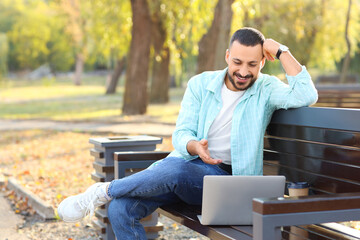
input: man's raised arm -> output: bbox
[263,39,302,76]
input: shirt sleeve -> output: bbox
[267,66,318,110]
[171,77,201,160]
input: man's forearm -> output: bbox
[279,51,302,76]
[263,39,303,76]
[186,140,199,156]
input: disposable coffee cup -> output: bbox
[288,182,309,197]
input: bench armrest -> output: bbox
[252,192,360,240]
[253,192,360,215]
[114,151,171,161]
[113,151,171,179]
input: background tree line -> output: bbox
[0,0,359,114]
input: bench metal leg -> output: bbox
[253,213,281,240]
[253,209,360,240]
[105,222,115,240]
[110,159,158,240]
[114,160,157,179]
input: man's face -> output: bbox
[225,41,265,91]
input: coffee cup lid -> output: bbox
[288,182,309,189]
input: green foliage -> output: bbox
[0,33,8,77]
[88,0,132,63]
[7,0,74,71]
[310,0,360,70]
[56,0,95,68]
[0,0,359,78]
[0,0,23,32]
[231,0,257,33]
[46,4,75,72]
[233,0,360,72]
[148,0,218,85]
[8,2,51,69]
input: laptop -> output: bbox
[198,175,285,225]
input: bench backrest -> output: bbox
[264,107,360,195]
[315,85,360,108]
[316,75,359,84]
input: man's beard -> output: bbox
[227,71,257,91]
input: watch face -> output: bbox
[280,45,289,52]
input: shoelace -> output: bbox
[76,193,98,219]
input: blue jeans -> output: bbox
[107,157,230,239]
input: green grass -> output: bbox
[0,85,107,102]
[0,75,183,123]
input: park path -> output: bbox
[0,191,29,240]
[0,119,175,137]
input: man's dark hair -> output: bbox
[229,27,265,48]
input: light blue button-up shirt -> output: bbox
[168,66,318,175]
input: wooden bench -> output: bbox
[315,85,360,108]
[316,75,358,84]
[113,107,360,240]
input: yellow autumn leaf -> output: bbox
[172,223,179,230]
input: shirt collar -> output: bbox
[206,68,263,101]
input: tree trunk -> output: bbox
[122,0,152,115]
[196,1,221,74]
[340,0,352,83]
[74,53,83,86]
[105,57,126,94]
[150,10,170,103]
[214,0,234,70]
[196,0,234,74]
[150,47,170,103]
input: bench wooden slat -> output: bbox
[264,163,360,194]
[318,98,360,103]
[93,162,114,173]
[306,224,360,240]
[282,225,339,240]
[271,107,360,131]
[114,151,170,161]
[158,203,252,240]
[264,150,360,170]
[92,219,106,234]
[230,226,253,237]
[315,86,360,109]
[264,138,360,166]
[91,172,105,182]
[90,148,104,158]
[316,103,360,108]
[264,152,360,182]
[266,124,360,147]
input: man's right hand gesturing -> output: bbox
[187,139,222,165]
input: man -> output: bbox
[58,27,317,239]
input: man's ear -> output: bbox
[225,49,230,65]
[260,57,266,70]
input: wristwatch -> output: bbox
[276,45,289,59]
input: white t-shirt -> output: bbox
[207,83,245,165]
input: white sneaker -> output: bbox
[57,182,112,222]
